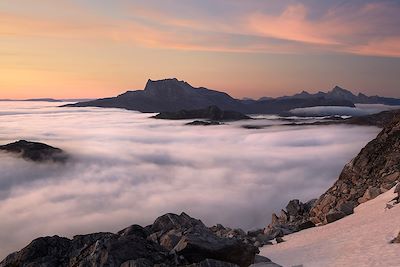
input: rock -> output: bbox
[121,258,154,267]
[338,201,356,216]
[153,106,251,121]
[285,200,304,217]
[0,213,282,267]
[311,115,400,224]
[151,212,204,233]
[390,231,400,243]
[118,224,149,238]
[275,237,285,243]
[358,187,381,204]
[0,140,68,162]
[0,236,71,267]
[325,209,346,223]
[173,225,257,267]
[184,259,239,267]
[254,255,272,263]
[186,120,223,126]
[249,262,283,267]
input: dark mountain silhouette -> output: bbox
[64,79,355,114]
[276,86,400,105]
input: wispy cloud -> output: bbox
[1,1,400,57]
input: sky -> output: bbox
[1,0,400,99]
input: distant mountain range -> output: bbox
[64,78,400,114]
[273,86,400,105]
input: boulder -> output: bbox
[184,259,239,267]
[325,210,346,223]
[173,225,257,267]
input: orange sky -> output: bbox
[1,0,400,99]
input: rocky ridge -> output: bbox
[310,115,400,224]
[0,212,282,267]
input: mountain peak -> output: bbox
[331,85,350,93]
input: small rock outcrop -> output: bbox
[390,231,400,243]
[0,140,68,162]
[153,106,251,121]
[264,199,316,239]
[310,115,400,224]
[0,212,278,267]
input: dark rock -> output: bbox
[325,210,346,223]
[0,212,280,267]
[254,255,272,263]
[286,200,304,217]
[151,212,204,233]
[118,224,149,239]
[275,237,285,244]
[173,226,257,267]
[390,231,400,243]
[186,120,223,126]
[0,140,68,162]
[184,259,239,267]
[0,236,71,267]
[153,106,250,121]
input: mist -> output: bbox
[0,102,380,258]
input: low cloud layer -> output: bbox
[0,102,380,258]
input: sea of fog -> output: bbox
[0,102,381,258]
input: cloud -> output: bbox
[0,102,380,259]
[2,1,400,57]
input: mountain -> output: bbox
[277,85,400,105]
[64,78,355,114]
[65,78,242,113]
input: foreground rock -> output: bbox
[0,140,67,162]
[310,115,400,224]
[153,106,250,121]
[0,212,278,267]
[264,199,316,239]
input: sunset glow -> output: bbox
[1,0,400,98]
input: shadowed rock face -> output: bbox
[0,212,268,267]
[0,140,68,162]
[310,115,400,224]
[153,106,250,121]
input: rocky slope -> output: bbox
[0,140,67,162]
[310,115,400,224]
[0,212,282,267]
[65,78,355,114]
